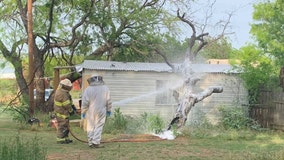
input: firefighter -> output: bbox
[54,78,75,144]
[81,74,112,148]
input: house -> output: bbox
[81,60,248,124]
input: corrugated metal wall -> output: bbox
[82,69,248,123]
[188,73,248,124]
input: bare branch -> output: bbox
[45,0,55,47]
[47,0,96,49]
[177,9,196,36]
[154,48,175,70]
[17,0,28,32]
[91,44,109,56]
[142,0,163,8]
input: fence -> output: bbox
[249,89,284,130]
[249,105,274,128]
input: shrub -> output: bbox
[146,113,164,134]
[218,106,259,130]
[103,109,166,134]
[103,108,127,134]
[124,113,148,134]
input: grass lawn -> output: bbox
[0,78,284,160]
[1,107,284,160]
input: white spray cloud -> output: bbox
[153,130,176,140]
[112,79,184,106]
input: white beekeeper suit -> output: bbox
[81,74,112,148]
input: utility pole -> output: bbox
[28,0,34,117]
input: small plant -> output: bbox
[103,108,127,134]
[5,104,30,124]
[0,134,47,160]
[146,113,164,134]
[113,108,127,131]
[104,110,166,134]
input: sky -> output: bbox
[173,0,259,49]
[208,0,258,49]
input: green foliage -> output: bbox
[218,106,260,130]
[44,55,84,78]
[230,0,284,105]
[103,110,166,134]
[145,113,164,134]
[112,108,127,131]
[0,135,47,160]
[230,45,278,104]
[200,37,233,60]
[124,112,148,134]
[5,104,30,124]
[2,107,284,159]
[111,33,188,63]
[251,0,284,66]
[104,108,127,134]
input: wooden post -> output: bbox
[28,0,34,117]
[54,66,75,90]
[54,68,60,90]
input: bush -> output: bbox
[103,109,166,134]
[146,113,164,134]
[124,112,148,134]
[0,135,46,160]
[218,106,259,130]
[103,108,127,134]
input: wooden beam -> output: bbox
[53,66,76,90]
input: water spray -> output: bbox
[112,79,184,106]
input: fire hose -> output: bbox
[67,120,165,143]
[67,124,88,143]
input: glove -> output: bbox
[81,113,85,119]
[106,111,111,117]
[80,113,86,129]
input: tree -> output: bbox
[84,0,176,61]
[153,1,233,129]
[0,0,233,128]
[230,0,283,104]
[250,0,284,66]
[230,45,277,104]
[200,37,233,60]
[0,0,97,112]
[0,0,171,112]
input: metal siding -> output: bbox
[82,60,235,73]
[190,73,248,124]
[81,66,248,122]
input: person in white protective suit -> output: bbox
[81,74,112,148]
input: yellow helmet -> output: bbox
[59,79,72,91]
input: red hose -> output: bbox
[69,125,165,143]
